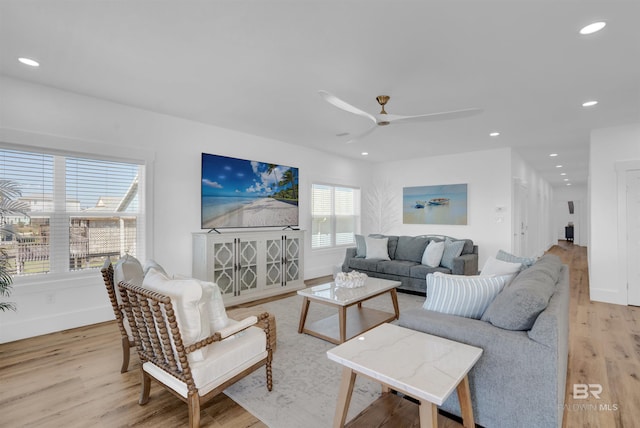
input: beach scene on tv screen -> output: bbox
[201,154,299,228]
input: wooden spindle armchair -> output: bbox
[118,280,273,428]
[101,258,135,372]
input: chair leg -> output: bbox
[266,352,273,392]
[120,336,131,373]
[139,370,151,405]
[188,392,200,428]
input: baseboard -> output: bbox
[589,287,627,306]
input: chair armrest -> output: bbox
[217,316,258,339]
[185,316,258,354]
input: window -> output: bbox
[311,184,360,249]
[0,147,145,277]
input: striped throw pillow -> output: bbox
[423,273,509,319]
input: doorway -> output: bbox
[626,169,640,306]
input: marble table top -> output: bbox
[327,323,483,405]
[297,277,400,306]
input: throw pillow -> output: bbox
[496,249,536,269]
[421,240,445,267]
[422,273,509,319]
[440,238,465,270]
[481,269,558,330]
[365,236,390,260]
[142,259,168,277]
[142,267,211,362]
[480,256,522,277]
[355,234,366,258]
[114,254,144,287]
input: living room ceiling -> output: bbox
[1,1,639,188]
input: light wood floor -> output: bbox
[0,243,638,427]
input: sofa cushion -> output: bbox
[395,236,429,263]
[365,236,390,260]
[481,257,560,330]
[410,264,450,279]
[441,238,465,269]
[355,234,366,258]
[422,272,509,319]
[348,258,380,272]
[496,249,536,268]
[377,260,419,276]
[422,240,445,267]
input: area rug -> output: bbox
[224,291,425,428]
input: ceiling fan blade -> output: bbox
[318,90,377,124]
[389,107,483,124]
[345,125,378,144]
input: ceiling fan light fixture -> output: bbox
[579,21,606,35]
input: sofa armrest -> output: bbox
[452,253,478,275]
[342,247,357,272]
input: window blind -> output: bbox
[311,183,360,249]
[0,146,145,276]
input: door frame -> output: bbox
[615,160,640,305]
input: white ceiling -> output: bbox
[1,0,639,188]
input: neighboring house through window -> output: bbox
[0,147,145,277]
[311,183,360,249]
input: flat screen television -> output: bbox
[201,153,299,229]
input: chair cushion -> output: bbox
[143,325,267,397]
[142,267,211,361]
[200,280,230,332]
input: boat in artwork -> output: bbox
[428,198,450,205]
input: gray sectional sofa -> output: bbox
[341,234,478,294]
[398,254,569,428]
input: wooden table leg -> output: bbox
[298,297,310,333]
[333,367,357,428]
[456,375,475,428]
[390,288,400,319]
[339,306,347,343]
[418,401,438,428]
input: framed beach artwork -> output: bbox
[403,183,468,225]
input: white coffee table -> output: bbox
[327,323,483,428]
[297,277,400,344]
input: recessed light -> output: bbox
[489,132,500,137]
[18,57,39,67]
[556,165,563,168]
[563,178,569,181]
[549,153,559,157]
[361,152,368,156]
[582,100,598,107]
[336,132,350,137]
[580,21,606,35]
[566,183,572,186]
[560,173,567,176]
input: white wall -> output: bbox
[590,123,640,305]
[0,76,370,342]
[511,151,555,257]
[552,184,588,246]
[365,148,514,269]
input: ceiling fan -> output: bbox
[318,90,482,144]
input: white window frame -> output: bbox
[311,183,360,250]
[0,129,154,285]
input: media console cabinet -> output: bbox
[192,230,305,306]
